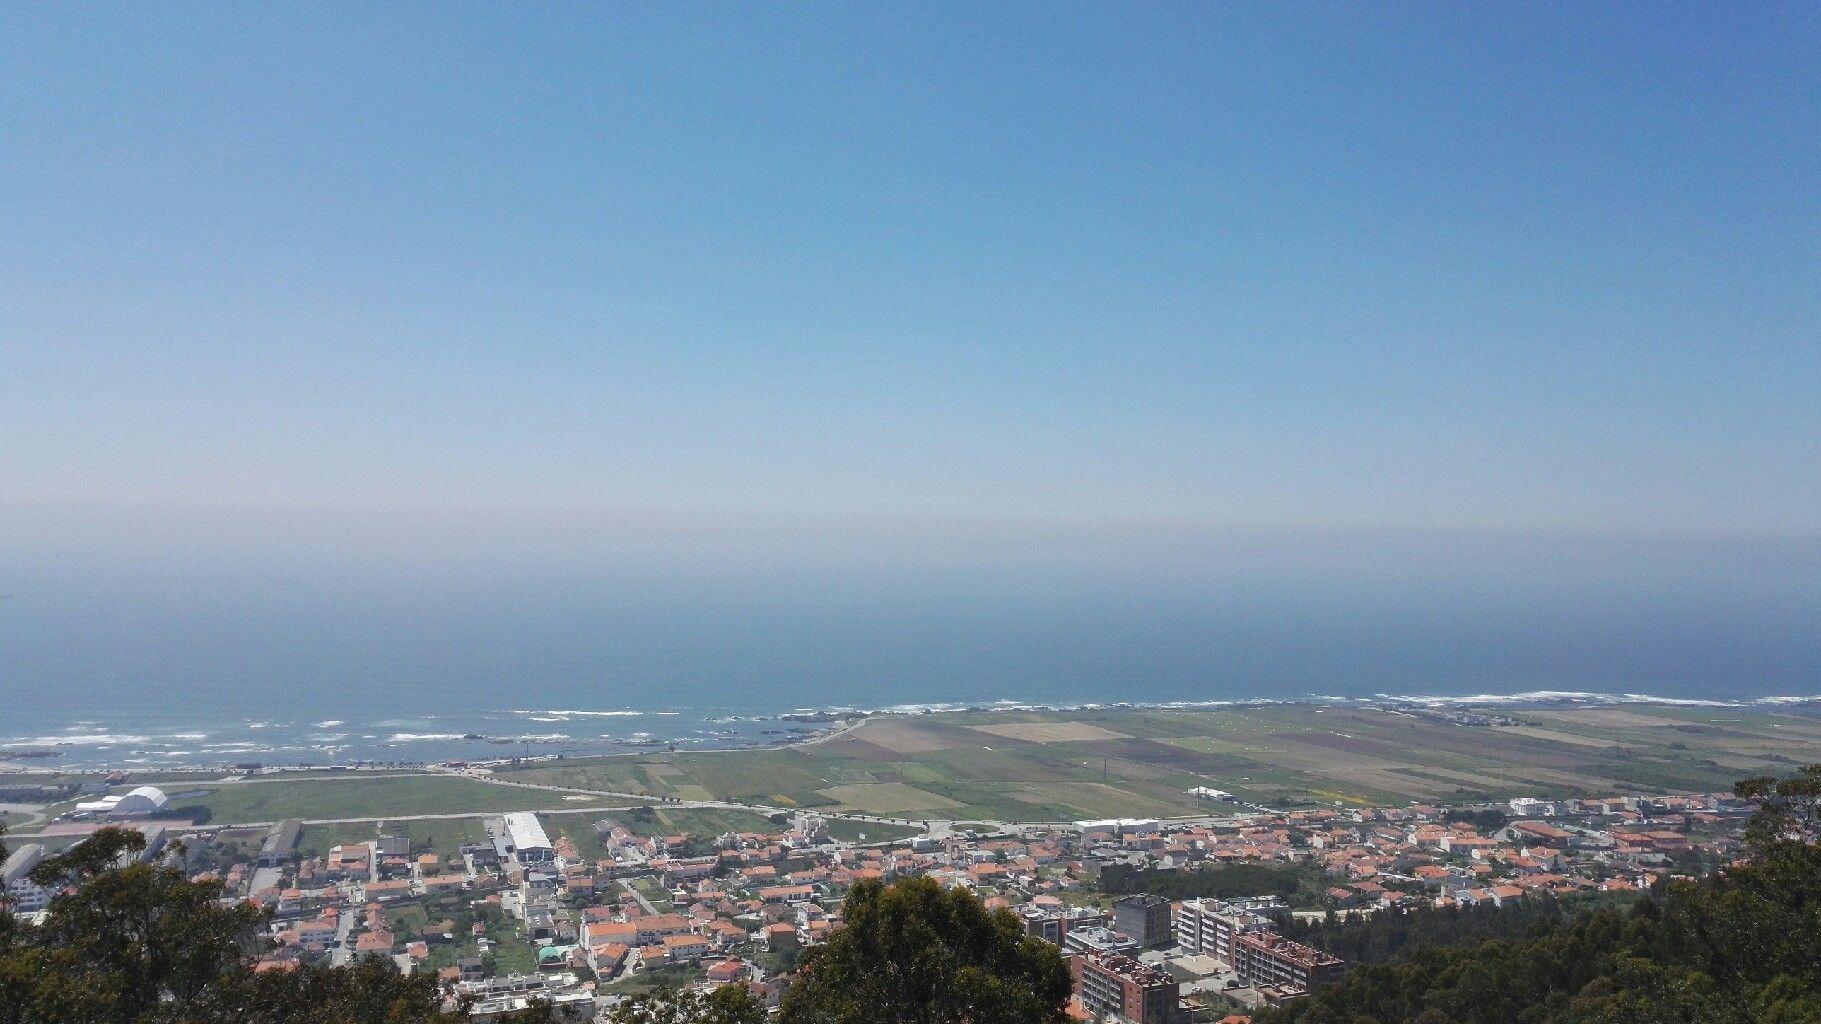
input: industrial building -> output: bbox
[72,785,169,818]
[490,812,554,864]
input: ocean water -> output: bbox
[2,525,1817,768]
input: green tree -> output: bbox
[777,876,1070,1024]
[1735,765,1821,851]
[158,961,483,1024]
[1267,765,1821,1024]
[0,826,550,1024]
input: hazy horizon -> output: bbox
[3,5,1817,738]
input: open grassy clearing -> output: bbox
[598,806,777,838]
[969,722,1132,743]
[298,816,494,863]
[631,876,675,911]
[814,782,963,814]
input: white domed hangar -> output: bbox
[74,785,170,818]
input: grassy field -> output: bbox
[546,806,776,861]
[630,876,675,911]
[26,704,1812,830]
[298,816,496,863]
[161,774,612,824]
[608,963,704,994]
[494,704,1821,819]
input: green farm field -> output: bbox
[494,704,1821,819]
[28,704,1818,832]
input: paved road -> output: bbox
[329,905,355,966]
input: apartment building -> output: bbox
[1231,931,1345,994]
[1071,949,1180,1024]
[1173,896,1284,962]
[1113,894,1174,949]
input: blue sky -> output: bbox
[3,3,1817,549]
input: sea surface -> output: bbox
[3,525,1817,769]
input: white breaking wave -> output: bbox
[5,733,152,747]
[510,709,644,718]
[1371,689,1805,708]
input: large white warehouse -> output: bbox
[74,786,170,818]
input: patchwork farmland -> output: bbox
[498,702,1821,820]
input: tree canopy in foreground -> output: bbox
[777,875,1072,1024]
[0,826,546,1024]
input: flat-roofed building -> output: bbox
[491,813,554,864]
[1114,895,1173,949]
[1231,931,1344,994]
[1018,904,1107,945]
[1071,949,1180,1024]
[1174,897,1285,963]
[258,820,303,868]
[1063,924,1140,956]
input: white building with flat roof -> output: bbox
[494,812,554,864]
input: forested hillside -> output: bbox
[1278,895,1626,967]
[1267,767,1821,1024]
